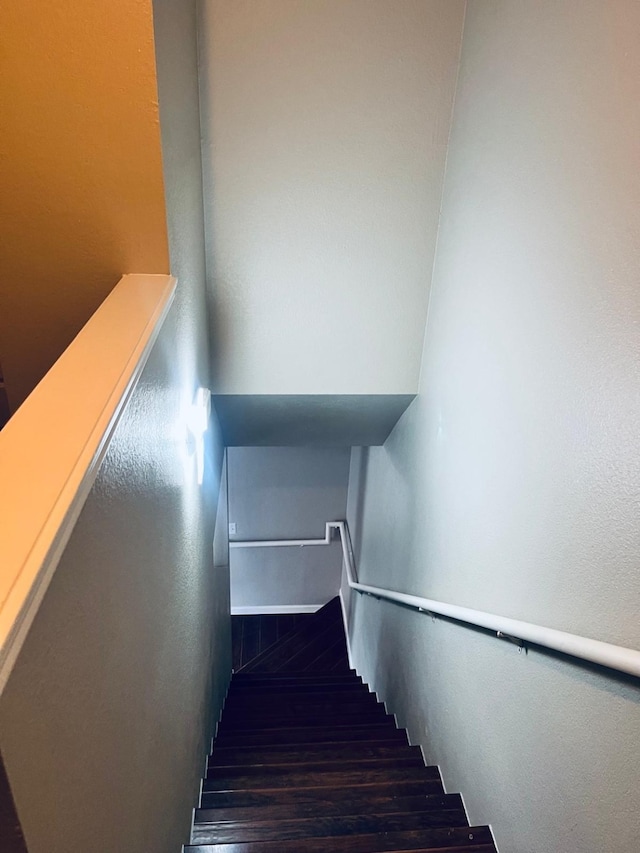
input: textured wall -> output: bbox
[198,0,465,396]
[0,0,169,411]
[228,447,350,610]
[0,3,230,852]
[346,3,640,851]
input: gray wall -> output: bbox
[0,3,231,852]
[229,447,350,610]
[345,3,640,852]
[198,0,465,397]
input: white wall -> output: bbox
[0,0,170,412]
[0,4,231,852]
[198,0,465,397]
[229,447,350,610]
[345,3,640,852]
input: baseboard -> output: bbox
[230,603,323,615]
[339,589,355,669]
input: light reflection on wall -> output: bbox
[185,387,210,486]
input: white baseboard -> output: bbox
[230,603,323,615]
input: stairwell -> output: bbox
[186,598,497,852]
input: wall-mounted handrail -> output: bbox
[229,523,335,549]
[231,519,640,680]
[332,520,640,679]
[0,274,176,695]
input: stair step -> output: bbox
[206,755,425,782]
[230,670,364,691]
[186,824,496,852]
[213,723,407,748]
[192,808,470,844]
[210,741,421,766]
[230,670,359,683]
[223,690,377,709]
[196,792,463,823]
[225,687,372,706]
[221,695,380,719]
[217,709,392,731]
[200,779,447,810]
[227,681,365,697]
[203,764,442,793]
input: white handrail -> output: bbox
[229,524,334,549]
[0,274,176,694]
[232,520,640,679]
[333,520,640,679]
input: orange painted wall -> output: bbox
[0,0,169,410]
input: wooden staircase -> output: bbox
[186,598,497,852]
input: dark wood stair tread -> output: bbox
[230,670,359,682]
[196,792,464,823]
[227,684,363,695]
[192,809,470,844]
[217,711,392,731]
[203,765,443,793]
[220,701,382,723]
[206,754,427,781]
[210,741,421,766]
[214,724,407,748]
[224,687,373,705]
[200,780,448,810]
[222,692,379,712]
[186,824,495,852]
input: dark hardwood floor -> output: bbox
[232,613,311,670]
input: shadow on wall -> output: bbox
[349,447,369,565]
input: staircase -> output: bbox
[185,598,497,852]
